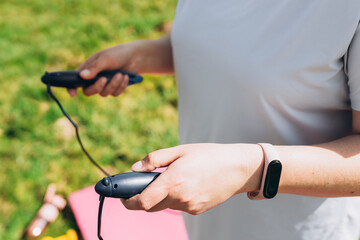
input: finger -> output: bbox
[121,196,172,212]
[112,74,129,97]
[120,195,142,210]
[131,146,184,172]
[100,73,123,97]
[146,198,192,213]
[120,173,170,211]
[67,88,77,97]
[82,77,107,96]
[147,197,174,212]
[79,58,107,80]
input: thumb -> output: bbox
[79,59,107,79]
[131,146,184,172]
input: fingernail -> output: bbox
[81,69,91,76]
[131,161,143,171]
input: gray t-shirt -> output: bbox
[171,0,360,239]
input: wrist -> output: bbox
[237,144,264,193]
[123,40,149,73]
[247,143,282,199]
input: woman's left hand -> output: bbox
[121,143,263,215]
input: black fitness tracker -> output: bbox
[247,143,282,200]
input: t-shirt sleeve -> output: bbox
[347,23,360,111]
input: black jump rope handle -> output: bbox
[41,70,143,88]
[42,70,160,198]
[95,172,161,199]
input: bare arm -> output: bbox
[275,110,360,197]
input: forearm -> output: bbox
[129,34,174,74]
[269,135,360,197]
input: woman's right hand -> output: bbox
[68,34,174,97]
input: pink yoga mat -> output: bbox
[68,185,188,240]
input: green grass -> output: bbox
[0,1,177,239]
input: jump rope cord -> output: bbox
[98,196,105,240]
[46,84,111,177]
[47,84,112,240]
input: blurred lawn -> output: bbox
[0,0,177,239]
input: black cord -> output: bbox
[98,196,105,240]
[46,84,111,177]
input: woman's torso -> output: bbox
[171,0,360,239]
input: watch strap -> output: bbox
[247,143,282,200]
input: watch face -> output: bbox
[263,160,282,199]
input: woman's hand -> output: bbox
[68,35,174,97]
[121,143,264,215]
[68,44,134,97]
